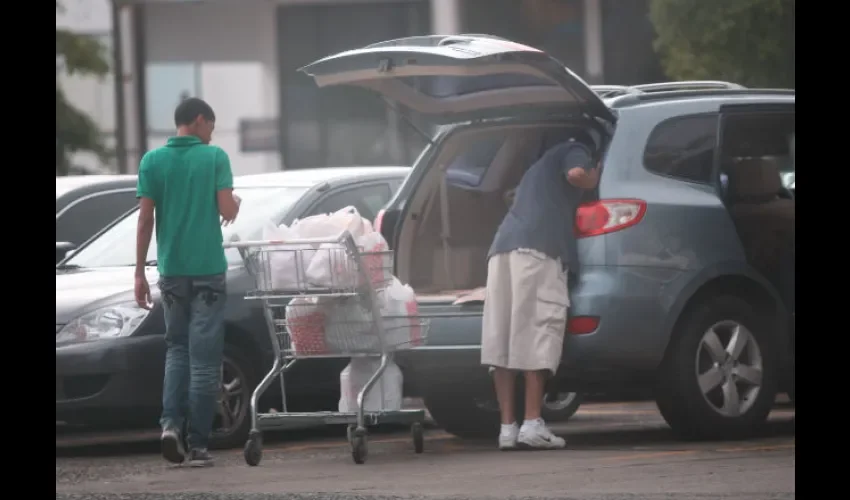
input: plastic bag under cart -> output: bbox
[224,229,430,465]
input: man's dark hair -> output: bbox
[174,97,215,127]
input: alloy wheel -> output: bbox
[213,355,248,437]
[696,320,763,417]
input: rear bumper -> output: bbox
[397,265,687,394]
[56,336,165,419]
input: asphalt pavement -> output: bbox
[56,401,795,500]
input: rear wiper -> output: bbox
[56,263,80,270]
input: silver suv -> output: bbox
[301,35,795,440]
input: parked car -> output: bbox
[56,166,410,449]
[56,175,139,263]
[299,35,795,440]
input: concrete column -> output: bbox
[257,1,281,172]
[116,1,142,172]
[430,0,461,35]
[582,0,604,83]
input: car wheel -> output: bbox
[424,384,583,439]
[542,391,584,422]
[209,343,257,450]
[655,295,778,440]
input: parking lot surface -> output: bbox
[56,401,795,500]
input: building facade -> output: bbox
[60,0,665,175]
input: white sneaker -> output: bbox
[518,419,566,450]
[498,423,519,450]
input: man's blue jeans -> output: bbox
[158,273,227,451]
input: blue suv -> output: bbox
[300,35,795,440]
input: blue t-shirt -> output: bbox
[488,141,593,271]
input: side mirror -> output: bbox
[56,241,77,264]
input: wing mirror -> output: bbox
[56,241,77,264]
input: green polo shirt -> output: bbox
[136,135,233,277]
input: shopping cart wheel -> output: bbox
[244,430,263,467]
[351,427,368,465]
[412,422,424,454]
[346,424,356,444]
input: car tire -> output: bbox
[209,343,258,450]
[655,295,779,440]
[543,391,584,422]
[424,383,583,439]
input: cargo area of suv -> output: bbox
[393,123,600,297]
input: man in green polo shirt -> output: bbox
[135,97,241,467]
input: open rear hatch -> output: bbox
[299,35,614,125]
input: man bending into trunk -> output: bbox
[481,136,600,450]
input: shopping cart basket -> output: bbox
[224,230,429,465]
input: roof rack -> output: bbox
[630,81,746,92]
[608,88,795,107]
[589,85,639,98]
[592,80,745,98]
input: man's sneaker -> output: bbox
[160,429,186,464]
[498,423,519,451]
[188,448,214,467]
[517,419,566,450]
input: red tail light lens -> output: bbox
[575,199,646,238]
[568,316,599,335]
[373,209,386,234]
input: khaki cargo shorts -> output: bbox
[480,248,568,375]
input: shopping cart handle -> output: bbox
[223,230,352,248]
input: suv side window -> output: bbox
[56,190,139,246]
[308,183,392,222]
[643,114,718,184]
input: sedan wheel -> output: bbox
[214,356,248,436]
[208,344,256,449]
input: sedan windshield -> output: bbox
[64,186,309,269]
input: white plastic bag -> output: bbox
[327,205,371,240]
[338,357,403,413]
[380,277,423,349]
[325,297,376,352]
[305,242,359,289]
[303,207,378,288]
[357,231,391,288]
[261,222,316,291]
[290,213,339,239]
[293,206,371,240]
[285,297,329,355]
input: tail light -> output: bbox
[575,199,646,238]
[568,316,599,335]
[373,209,386,234]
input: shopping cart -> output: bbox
[223,230,429,465]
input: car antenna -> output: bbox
[380,96,435,147]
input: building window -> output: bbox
[145,62,200,133]
[460,0,586,76]
[276,1,431,169]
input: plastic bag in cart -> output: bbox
[324,297,378,352]
[380,277,423,349]
[358,231,392,288]
[304,207,386,289]
[293,205,370,240]
[285,297,329,355]
[260,222,316,291]
[338,357,403,413]
[305,242,359,289]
